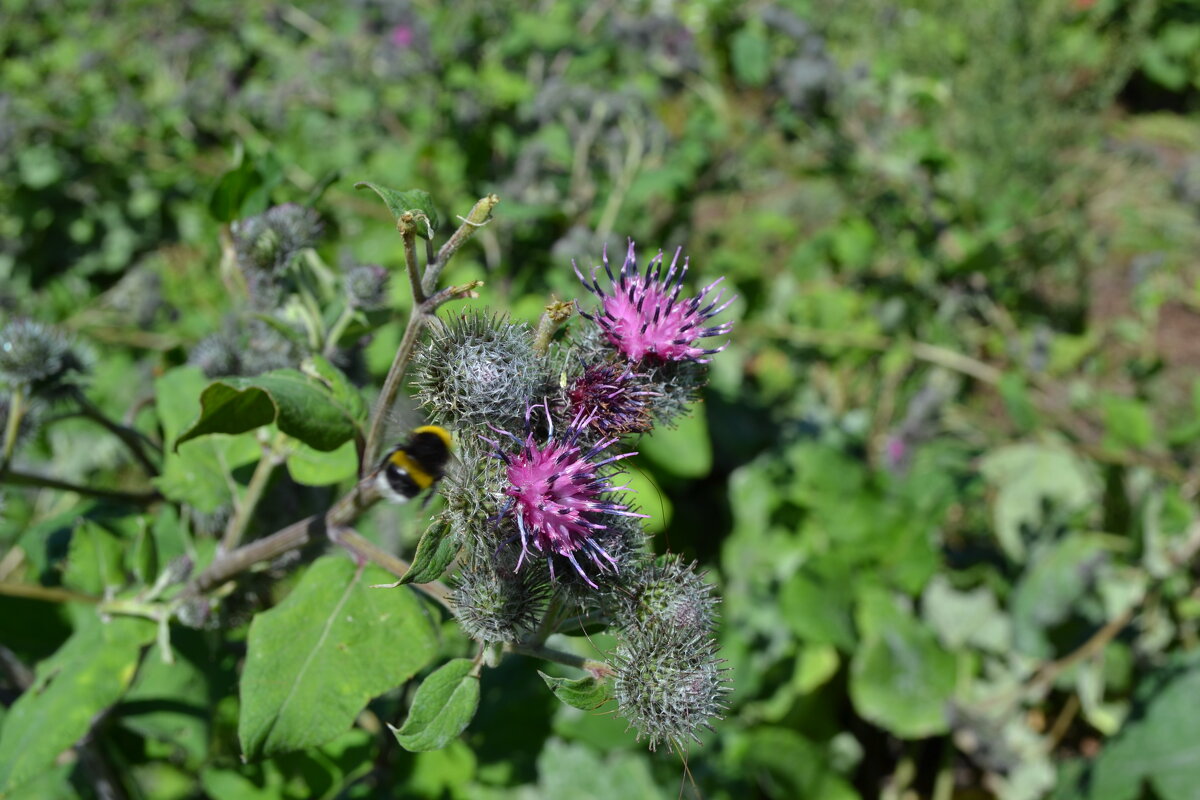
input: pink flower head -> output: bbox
[575,240,734,363]
[389,24,414,48]
[487,403,646,587]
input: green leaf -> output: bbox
[285,439,358,487]
[780,564,857,650]
[177,369,361,452]
[730,26,771,87]
[0,617,156,793]
[62,520,126,596]
[119,632,213,762]
[390,658,480,752]
[850,588,955,738]
[538,672,612,711]
[301,355,368,426]
[153,366,262,512]
[534,739,666,800]
[921,575,1011,653]
[1011,534,1106,658]
[731,727,860,800]
[398,522,459,586]
[354,182,439,240]
[980,442,1098,561]
[208,146,283,222]
[1101,394,1155,451]
[129,520,159,585]
[999,373,1038,432]
[1086,656,1200,800]
[638,411,712,478]
[238,556,438,759]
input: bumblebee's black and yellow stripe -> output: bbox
[375,425,453,504]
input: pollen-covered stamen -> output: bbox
[577,240,735,363]
[491,403,646,587]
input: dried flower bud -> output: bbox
[411,312,548,429]
[345,264,391,310]
[0,319,85,390]
[232,204,324,275]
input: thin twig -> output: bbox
[75,393,161,475]
[1,384,26,476]
[0,581,100,604]
[332,527,454,611]
[422,194,500,296]
[507,642,614,680]
[1,468,160,505]
[222,437,283,552]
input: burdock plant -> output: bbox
[0,186,736,793]
[408,235,736,753]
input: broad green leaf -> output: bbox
[537,672,612,711]
[119,633,213,762]
[850,588,955,738]
[62,519,126,596]
[354,182,439,239]
[239,556,438,758]
[922,575,1011,652]
[155,435,262,513]
[391,658,480,752]
[730,26,771,87]
[999,373,1038,432]
[534,738,667,800]
[1086,656,1200,800]
[1101,394,1155,451]
[398,522,459,586]
[0,617,156,793]
[154,366,261,512]
[980,442,1098,561]
[409,741,478,799]
[638,411,712,478]
[1011,534,1106,659]
[129,520,159,585]
[301,355,368,425]
[285,439,358,486]
[780,565,857,650]
[177,369,361,452]
[730,727,860,800]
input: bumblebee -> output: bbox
[374,425,454,504]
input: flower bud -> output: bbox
[451,550,548,645]
[410,311,548,429]
[612,623,730,752]
[345,264,390,310]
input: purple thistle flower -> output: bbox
[486,403,646,588]
[566,362,655,436]
[575,240,734,363]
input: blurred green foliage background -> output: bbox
[3,0,1200,797]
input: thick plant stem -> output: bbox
[183,474,381,598]
[331,527,454,611]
